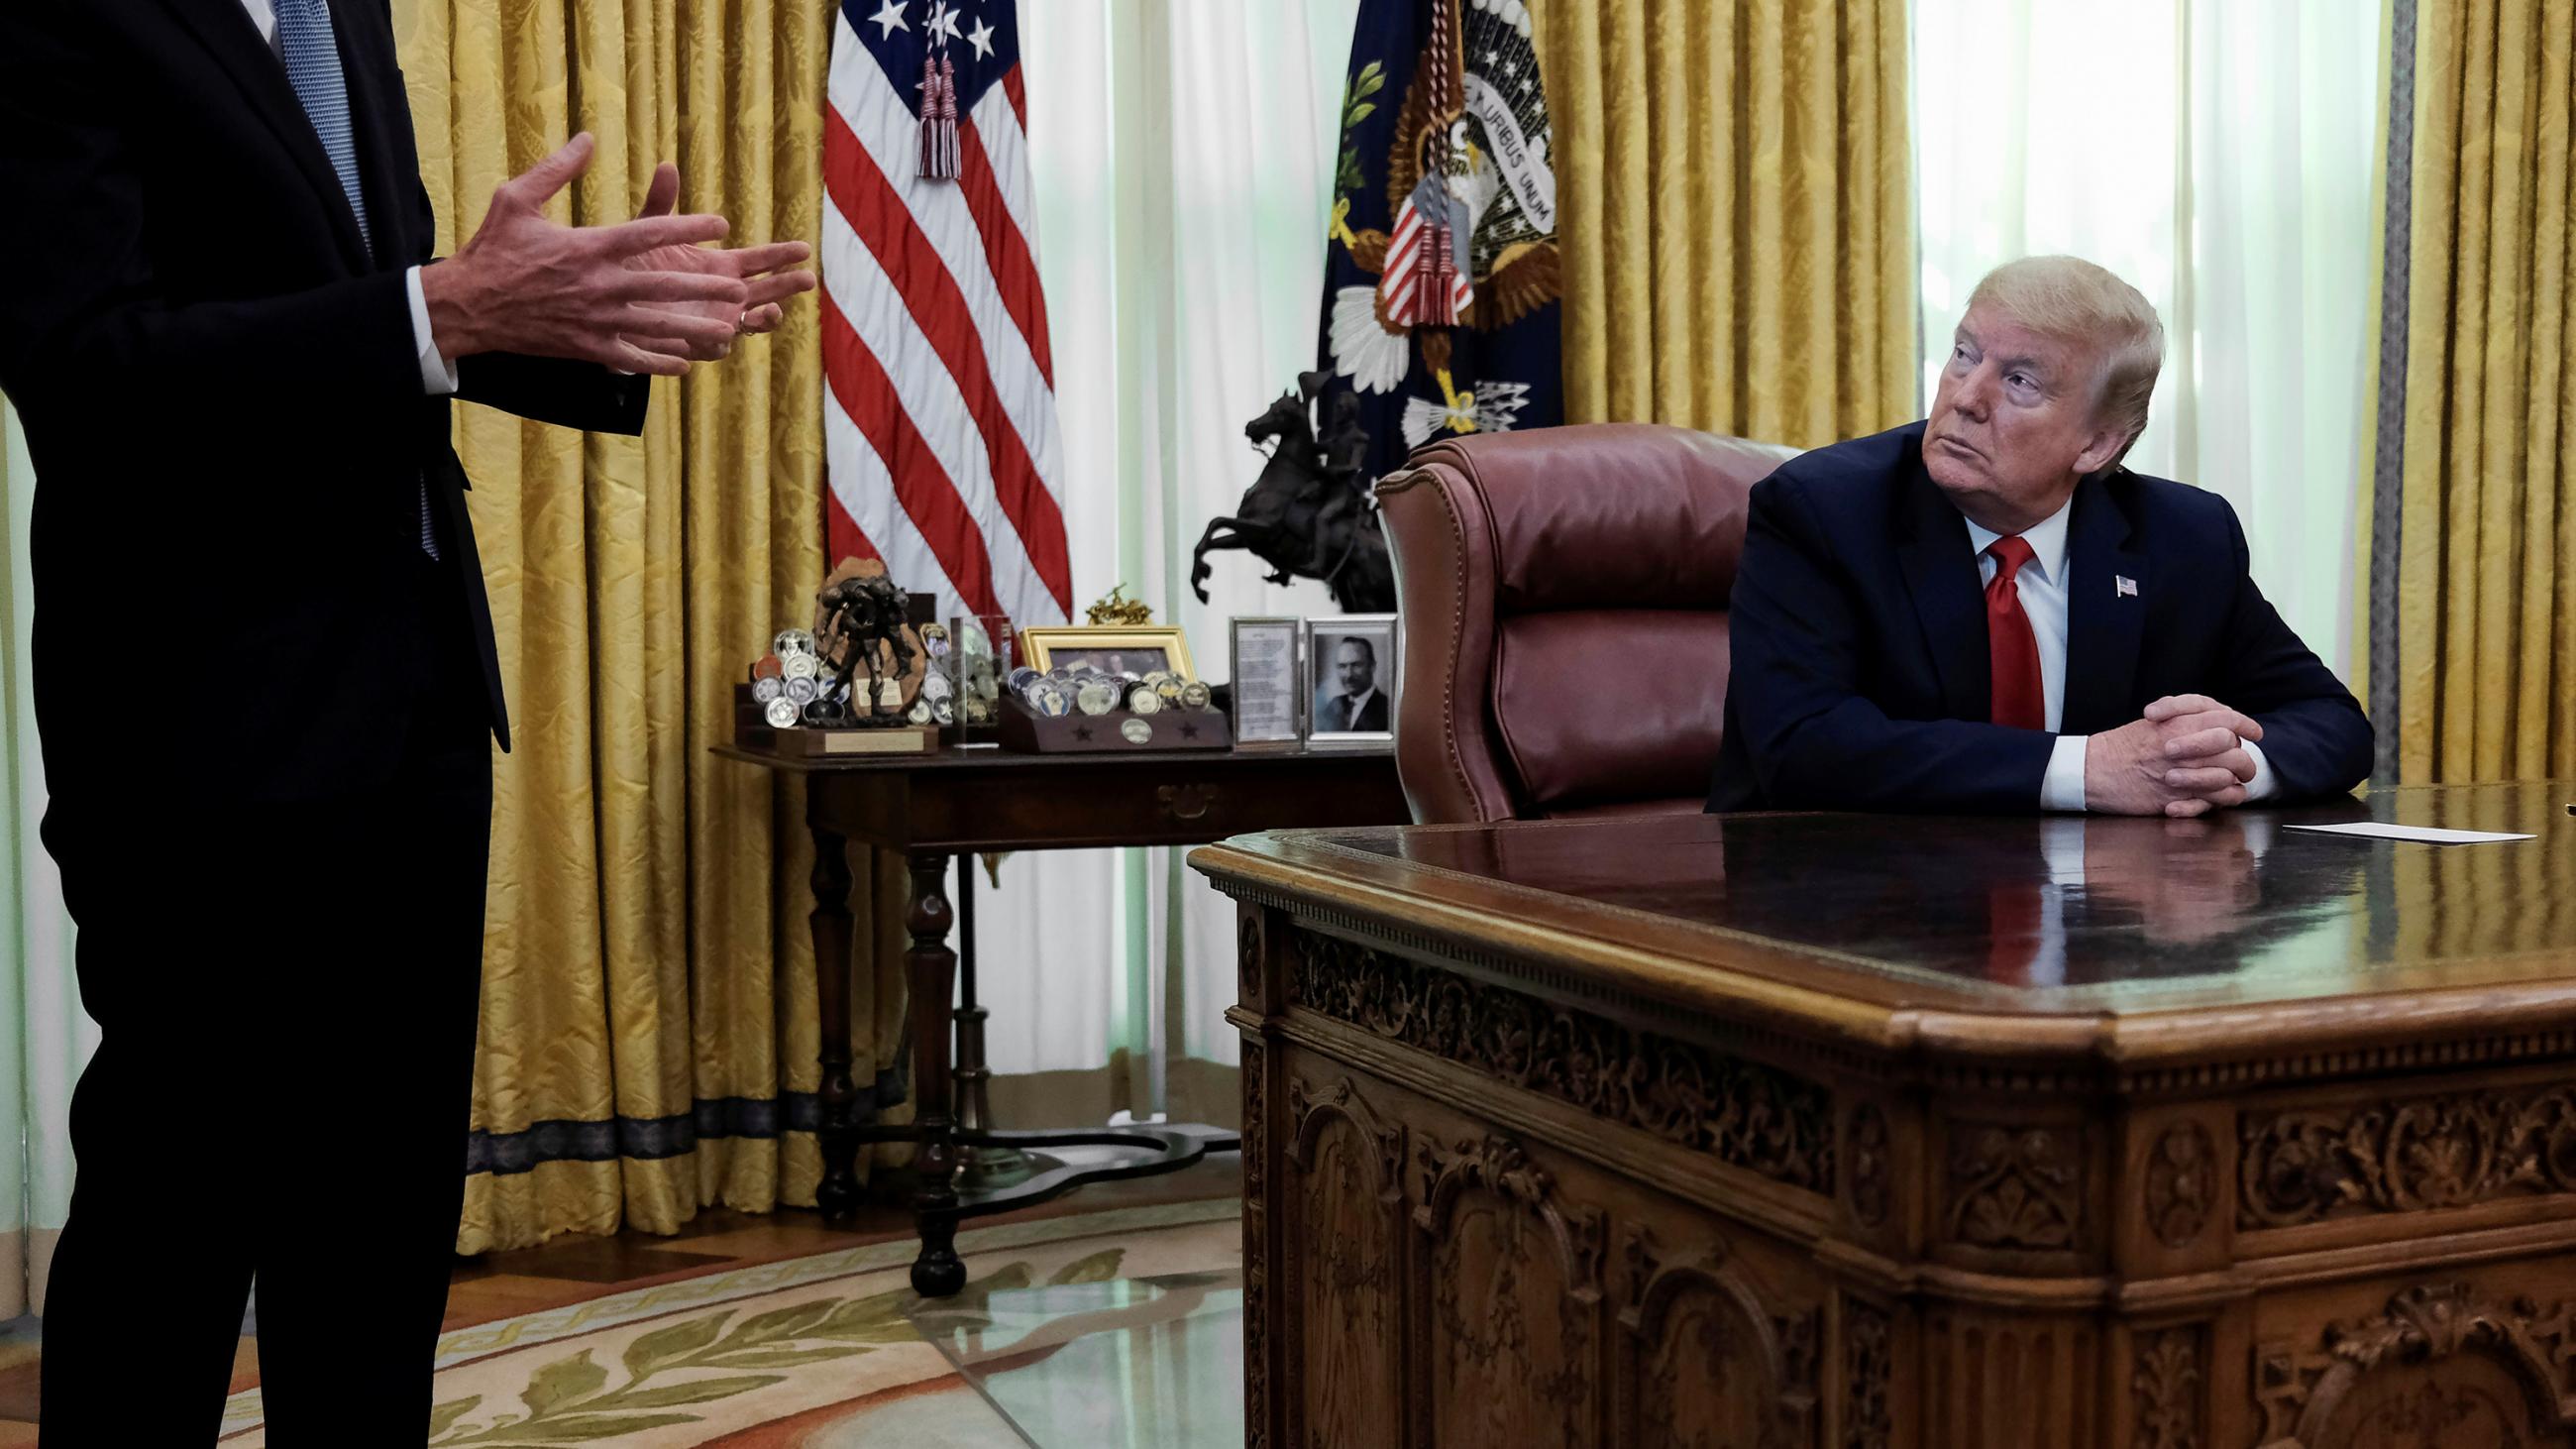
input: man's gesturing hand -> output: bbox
[615,163,816,363]
[2086,695,2266,818]
[419,134,753,377]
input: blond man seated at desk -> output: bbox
[1708,255,2373,818]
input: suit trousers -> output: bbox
[37,552,494,1445]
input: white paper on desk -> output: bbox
[2286,822,2534,845]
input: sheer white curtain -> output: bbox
[975,0,1360,1121]
[0,397,94,1317]
[1913,0,2380,677]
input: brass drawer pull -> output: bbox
[1158,784,1219,822]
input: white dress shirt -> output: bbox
[1964,499,2276,812]
[240,0,459,395]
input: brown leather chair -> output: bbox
[1377,423,1801,824]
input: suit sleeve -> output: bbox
[2205,499,2373,798]
[1724,473,2058,813]
[0,0,417,421]
[455,352,650,436]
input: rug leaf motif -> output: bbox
[621,1312,728,1377]
[522,1351,609,1414]
[428,1397,482,1438]
[428,1253,1102,1447]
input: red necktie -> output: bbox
[1986,535,2045,731]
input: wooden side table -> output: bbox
[716,741,1410,1293]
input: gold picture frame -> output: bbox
[1017,625,1199,682]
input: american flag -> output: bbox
[823,0,1071,626]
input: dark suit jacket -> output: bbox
[1707,422,2372,814]
[0,0,647,809]
[1318,689,1388,733]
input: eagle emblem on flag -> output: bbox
[1322,0,1563,473]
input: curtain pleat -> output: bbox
[0,399,94,1316]
[393,0,909,1255]
[2390,0,2576,783]
[1535,0,1914,447]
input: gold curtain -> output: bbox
[392,0,913,1254]
[2382,0,2576,783]
[1532,0,1915,447]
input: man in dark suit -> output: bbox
[0,0,811,1439]
[1315,634,1390,731]
[1709,255,2371,817]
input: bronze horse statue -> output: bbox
[1190,371,1396,613]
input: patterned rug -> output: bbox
[215,1199,1244,1447]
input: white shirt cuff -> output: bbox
[2042,733,2090,813]
[407,265,461,395]
[2243,737,2280,802]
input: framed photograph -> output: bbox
[1302,615,1398,747]
[1229,616,1303,748]
[1017,625,1197,681]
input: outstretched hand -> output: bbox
[419,134,814,377]
[618,162,815,363]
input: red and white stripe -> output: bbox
[1377,194,1472,329]
[823,11,1071,627]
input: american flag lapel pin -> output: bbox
[2115,575,2138,599]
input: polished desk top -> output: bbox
[1191,781,2576,1066]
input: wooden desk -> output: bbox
[716,741,1408,1294]
[1193,782,2576,1448]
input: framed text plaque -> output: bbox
[1229,616,1302,748]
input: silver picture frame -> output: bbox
[1301,614,1398,749]
[1228,616,1304,748]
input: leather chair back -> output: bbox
[1377,423,1798,824]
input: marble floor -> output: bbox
[0,1157,1245,1447]
[910,1255,1243,1446]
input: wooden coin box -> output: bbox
[996,695,1232,753]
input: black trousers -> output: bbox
[39,559,494,1445]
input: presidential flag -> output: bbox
[823,0,1071,627]
[1320,0,1563,490]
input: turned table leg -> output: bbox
[905,848,965,1296]
[809,825,861,1222]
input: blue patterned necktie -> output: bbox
[274,0,442,560]
[273,0,371,255]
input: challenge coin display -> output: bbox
[991,622,1227,752]
[734,557,940,756]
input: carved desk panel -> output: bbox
[1195,783,2576,1448]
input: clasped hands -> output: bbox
[2086,695,2263,819]
[420,132,817,376]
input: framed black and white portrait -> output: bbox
[1302,615,1398,746]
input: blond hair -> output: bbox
[1966,256,2164,454]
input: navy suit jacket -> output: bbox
[0,0,648,811]
[1706,422,2372,814]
